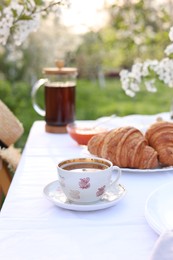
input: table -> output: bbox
[0,113,173,260]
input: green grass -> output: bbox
[1,78,172,149]
[76,78,172,118]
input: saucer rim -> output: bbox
[43,180,126,211]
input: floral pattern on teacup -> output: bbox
[69,190,80,199]
[96,185,106,197]
[79,177,90,189]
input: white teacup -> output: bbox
[57,157,121,204]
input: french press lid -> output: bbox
[43,60,77,75]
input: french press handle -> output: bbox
[31,78,48,117]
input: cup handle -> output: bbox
[110,165,121,186]
[31,78,48,116]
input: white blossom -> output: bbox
[169,26,173,41]
[164,43,173,56]
[120,27,173,96]
[125,89,136,97]
[144,79,157,92]
[0,0,69,46]
[0,6,14,45]
[131,63,143,82]
[13,14,40,45]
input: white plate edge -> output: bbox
[144,182,173,235]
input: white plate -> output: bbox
[145,182,173,234]
[43,180,126,211]
[82,149,173,174]
[121,166,173,174]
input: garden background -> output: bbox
[1,0,173,148]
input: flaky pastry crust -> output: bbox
[145,121,173,166]
[88,126,159,169]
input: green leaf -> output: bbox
[1,0,11,7]
[11,9,18,18]
[19,14,33,20]
[34,0,43,6]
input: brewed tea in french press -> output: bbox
[32,61,78,133]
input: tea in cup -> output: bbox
[57,157,121,204]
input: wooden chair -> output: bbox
[0,100,24,208]
[0,158,12,206]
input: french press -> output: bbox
[32,61,78,133]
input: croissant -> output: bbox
[87,132,108,157]
[145,121,173,166]
[88,126,159,169]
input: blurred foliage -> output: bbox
[0,16,82,84]
[104,0,172,65]
[76,0,173,78]
[0,0,173,149]
[0,0,172,83]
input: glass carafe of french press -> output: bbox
[32,61,77,133]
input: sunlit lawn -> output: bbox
[76,78,172,119]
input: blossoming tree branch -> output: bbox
[0,0,69,46]
[120,27,173,97]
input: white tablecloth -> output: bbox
[0,113,172,260]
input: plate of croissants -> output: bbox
[87,120,173,173]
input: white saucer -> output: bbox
[43,180,126,211]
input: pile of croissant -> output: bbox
[88,121,173,169]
